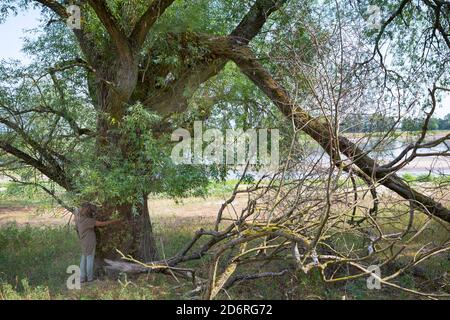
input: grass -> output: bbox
[0,221,202,300]
[0,223,79,294]
[401,173,450,185]
[0,180,448,300]
[0,216,448,300]
[206,179,240,197]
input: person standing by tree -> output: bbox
[75,203,121,283]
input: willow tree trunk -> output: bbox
[95,195,158,262]
[93,121,159,270]
[90,56,159,270]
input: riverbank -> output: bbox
[343,130,450,140]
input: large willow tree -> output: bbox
[1,0,449,266]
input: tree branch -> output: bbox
[0,141,70,189]
[3,174,73,211]
[231,0,287,44]
[87,0,133,61]
[204,39,450,223]
[34,0,68,18]
[130,0,175,49]
[141,0,288,115]
[32,1,100,64]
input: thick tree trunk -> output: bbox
[94,194,158,275]
[93,120,159,267]
[91,57,159,267]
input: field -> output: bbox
[0,180,448,300]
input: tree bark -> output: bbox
[90,49,159,264]
[95,195,158,266]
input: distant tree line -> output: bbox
[342,113,450,133]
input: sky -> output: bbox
[0,8,448,118]
[0,8,41,64]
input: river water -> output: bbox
[356,137,449,175]
[227,135,449,178]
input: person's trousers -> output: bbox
[80,250,95,282]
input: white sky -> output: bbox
[0,8,448,118]
[0,8,41,64]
